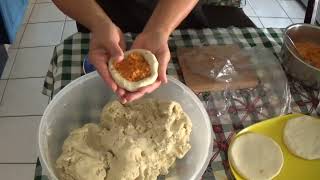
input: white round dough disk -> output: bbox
[283,115,320,160]
[229,133,284,180]
[108,49,158,92]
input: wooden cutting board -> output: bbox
[177,45,258,93]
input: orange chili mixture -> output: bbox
[295,42,320,69]
[114,52,151,82]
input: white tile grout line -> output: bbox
[35,1,53,4]
[246,0,258,17]
[248,16,265,28]
[0,79,8,104]
[274,0,294,24]
[7,76,47,80]
[0,114,43,118]
[245,0,257,17]
[60,20,67,42]
[252,16,300,19]
[0,76,46,102]
[10,1,35,50]
[15,45,56,50]
[9,6,51,79]
[23,20,65,25]
[0,48,19,104]
[28,1,67,24]
[257,17,265,28]
[12,25,27,50]
[1,77,46,82]
[0,163,37,165]
[25,1,35,25]
[8,2,57,79]
[27,19,67,24]
[17,44,59,49]
[248,0,296,19]
[22,3,34,25]
[253,16,293,18]
[290,18,304,23]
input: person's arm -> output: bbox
[144,0,199,36]
[126,0,199,102]
[53,0,127,102]
[52,0,110,31]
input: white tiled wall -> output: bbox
[0,164,36,179]
[0,1,77,179]
[29,3,66,23]
[0,116,41,163]
[244,0,306,28]
[20,22,65,47]
[0,0,306,179]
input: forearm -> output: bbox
[144,0,199,37]
[52,0,112,31]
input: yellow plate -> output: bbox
[228,114,320,180]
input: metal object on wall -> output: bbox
[303,0,320,24]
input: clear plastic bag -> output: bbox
[181,46,291,120]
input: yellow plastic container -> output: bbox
[228,114,320,180]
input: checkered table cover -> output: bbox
[201,0,243,7]
[36,27,320,180]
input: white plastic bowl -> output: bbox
[38,72,213,180]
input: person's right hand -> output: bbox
[88,21,127,100]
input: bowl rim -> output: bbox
[38,71,214,180]
[283,23,320,72]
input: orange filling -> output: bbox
[295,42,320,69]
[114,52,151,82]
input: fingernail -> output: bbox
[115,57,123,63]
[121,99,127,104]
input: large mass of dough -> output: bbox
[56,99,192,180]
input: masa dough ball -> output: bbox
[108,49,158,92]
[55,123,107,180]
[283,115,320,160]
[229,133,284,180]
[56,99,192,180]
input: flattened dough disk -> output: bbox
[229,133,284,180]
[108,49,158,92]
[283,116,320,160]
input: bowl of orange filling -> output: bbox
[109,49,159,92]
[281,24,320,89]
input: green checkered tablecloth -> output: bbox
[202,0,242,7]
[36,27,320,180]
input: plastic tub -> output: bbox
[38,72,213,180]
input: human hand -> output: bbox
[88,21,127,98]
[121,31,170,102]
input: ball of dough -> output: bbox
[56,99,192,180]
[109,49,158,92]
[283,115,320,160]
[229,133,284,180]
[55,123,107,180]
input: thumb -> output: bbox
[108,43,124,62]
[157,48,170,84]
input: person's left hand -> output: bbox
[121,31,171,103]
